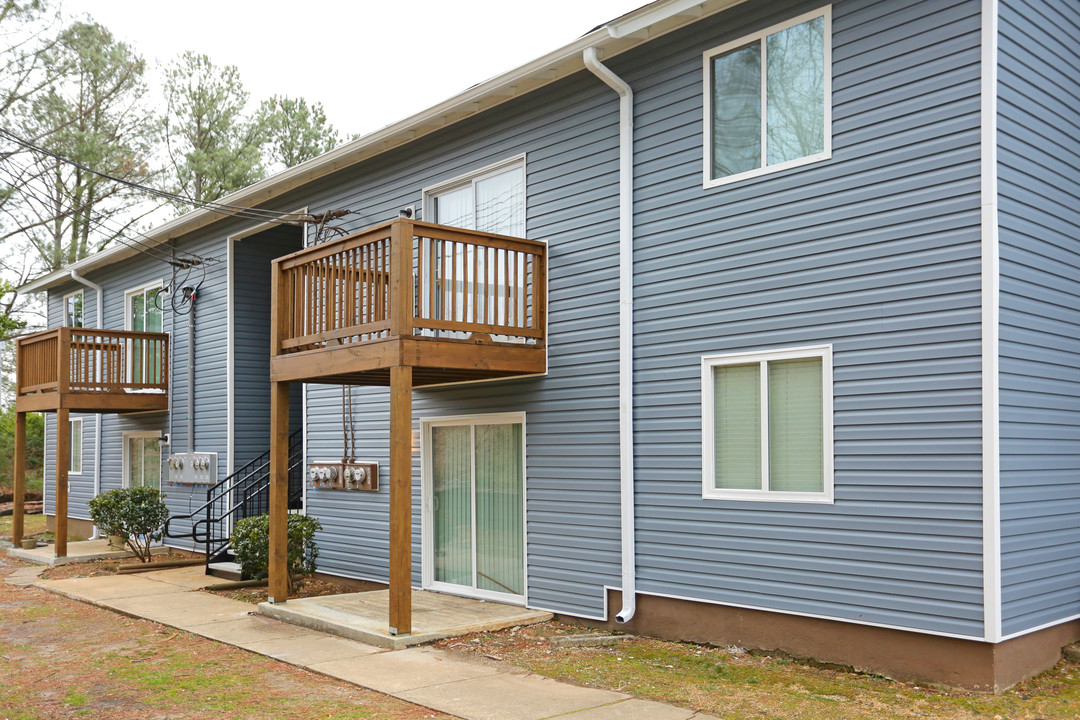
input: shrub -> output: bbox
[87,486,170,562]
[231,513,322,592]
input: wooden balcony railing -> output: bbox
[15,327,169,411]
[272,219,547,356]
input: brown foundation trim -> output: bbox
[44,514,95,541]
[558,590,1080,692]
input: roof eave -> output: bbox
[19,0,746,295]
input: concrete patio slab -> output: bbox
[37,574,186,601]
[6,539,169,566]
[309,647,500,693]
[181,615,313,644]
[259,588,552,650]
[396,671,629,720]
[560,699,704,719]
[241,632,383,665]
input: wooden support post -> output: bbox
[268,381,290,604]
[12,412,25,545]
[55,408,69,558]
[389,364,412,636]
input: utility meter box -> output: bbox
[308,461,378,492]
[167,451,218,486]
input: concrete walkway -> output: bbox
[6,538,170,566]
[15,566,719,720]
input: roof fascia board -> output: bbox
[20,0,748,294]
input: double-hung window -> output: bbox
[702,345,833,502]
[703,6,831,187]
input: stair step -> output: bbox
[207,561,242,581]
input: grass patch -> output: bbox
[436,622,1080,720]
[0,512,47,539]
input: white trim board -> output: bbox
[980,0,1002,645]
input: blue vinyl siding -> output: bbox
[291,0,987,633]
[290,67,623,618]
[41,219,301,547]
[997,0,1080,637]
[620,0,985,636]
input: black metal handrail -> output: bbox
[163,429,304,570]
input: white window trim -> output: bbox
[63,289,84,327]
[420,411,528,606]
[123,280,164,331]
[122,431,162,489]
[701,6,833,189]
[421,153,527,228]
[701,344,834,503]
[69,418,83,475]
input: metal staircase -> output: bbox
[164,429,305,574]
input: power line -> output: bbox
[0,157,203,268]
[0,127,308,225]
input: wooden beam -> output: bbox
[389,364,412,635]
[268,381,290,603]
[55,408,69,558]
[12,412,25,545]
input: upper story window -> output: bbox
[425,157,525,238]
[125,282,164,384]
[702,345,833,503]
[64,290,84,327]
[703,7,831,188]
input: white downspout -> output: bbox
[583,46,636,624]
[69,270,104,539]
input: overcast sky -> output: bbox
[63,0,647,138]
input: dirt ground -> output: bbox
[0,557,450,720]
[433,621,1080,720]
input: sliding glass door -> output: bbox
[425,415,525,602]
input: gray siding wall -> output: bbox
[288,64,624,618]
[232,226,304,472]
[292,0,987,634]
[40,216,299,546]
[620,0,985,636]
[998,0,1080,637]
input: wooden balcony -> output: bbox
[15,327,170,413]
[270,219,547,387]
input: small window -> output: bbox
[703,7,831,187]
[69,419,83,474]
[702,345,833,502]
[64,290,84,327]
[124,433,161,491]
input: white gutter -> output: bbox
[583,46,636,624]
[69,270,104,539]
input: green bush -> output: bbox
[87,486,170,562]
[231,513,322,592]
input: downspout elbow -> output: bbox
[584,45,636,625]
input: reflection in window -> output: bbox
[707,9,829,184]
